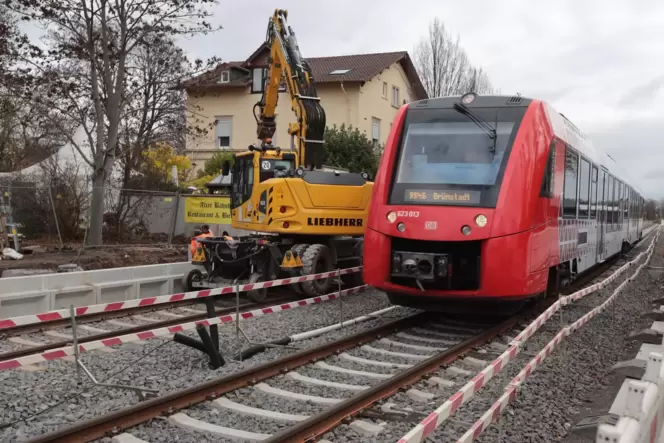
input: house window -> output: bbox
[220,70,230,83]
[391,86,400,107]
[382,82,387,99]
[252,68,264,93]
[371,117,381,147]
[215,117,232,149]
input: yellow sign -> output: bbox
[184,196,232,224]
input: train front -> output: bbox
[364,94,546,309]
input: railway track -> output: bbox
[23,306,537,443]
[0,292,303,365]
[6,228,658,442]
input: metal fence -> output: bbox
[0,181,241,248]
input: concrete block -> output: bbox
[610,358,646,379]
[0,291,53,317]
[446,366,473,377]
[427,377,455,388]
[111,433,150,443]
[96,280,138,304]
[569,414,619,438]
[1,268,54,278]
[53,285,97,310]
[349,419,385,438]
[406,388,435,403]
[628,328,662,344]
[462,356,487,369]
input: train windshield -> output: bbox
[389,106,526,207]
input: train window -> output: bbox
[539,140,555,198]
[611,177,619,228]
[563,147,579,218]
[624,187,629,220]
[578,158,590,218]
[599,170,606,223]
[607,175,614,227]
[590,166,598,219]
[618,182,624,225]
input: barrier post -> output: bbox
[69,304,82,383]
[337,269,344,328]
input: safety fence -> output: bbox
[397,225,661,443]
[0,266,363,329]
[0,267,367,370]
[0,285,369,370]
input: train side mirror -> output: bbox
[221,160,230,176]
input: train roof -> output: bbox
[406,94,643,197]
[539,99,643,196]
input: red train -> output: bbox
[363,93,647,312]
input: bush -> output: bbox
[323,124,380,177]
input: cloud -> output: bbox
[18,0,664,198]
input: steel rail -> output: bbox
[23,312,429,443]
[263,303,536,442]
[0,294,300,361]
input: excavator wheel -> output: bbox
[290,243,309,295]
[246,271,269,303]
[300,244,333,297]
[340,240,364,288]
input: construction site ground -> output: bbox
[0,243,188,275]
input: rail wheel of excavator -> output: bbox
[290,243,309,295]
[300,244,333,297]
[246,271,269,303]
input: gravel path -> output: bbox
[0,288,412,441]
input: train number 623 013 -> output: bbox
[397,211,420,218]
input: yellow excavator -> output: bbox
[188,9,373,301]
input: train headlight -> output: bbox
[387,211,397,223]
[461,225,472,236]
[295,167,305,177]
[397,222,406,232]
[475,214,487,227]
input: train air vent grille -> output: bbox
[507,96,522,104]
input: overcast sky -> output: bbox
[177,0,664,198]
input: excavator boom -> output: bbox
[253,9,326,170]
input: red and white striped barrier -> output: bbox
[0,285,369,371]
[453,230,659,443]
[0,266,363,330]
[397,228,660,443]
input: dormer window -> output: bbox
[220,70,230,83]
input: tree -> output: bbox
[186,151,234,190]
[323,124,380,177]
[5,0,220,245]
[140,142,192,187]
[414,18,494,98]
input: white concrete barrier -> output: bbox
[596,351,664,443]
[0,262,194,317]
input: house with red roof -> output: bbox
[180,43,427,170]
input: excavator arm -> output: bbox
[253,9,326,170]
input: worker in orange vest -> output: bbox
[189,225,214,259]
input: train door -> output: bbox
[596,169,606,262]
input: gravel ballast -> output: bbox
[318,229,662,443]
[0,288,413,441]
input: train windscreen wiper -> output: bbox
[453,102,497,153]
